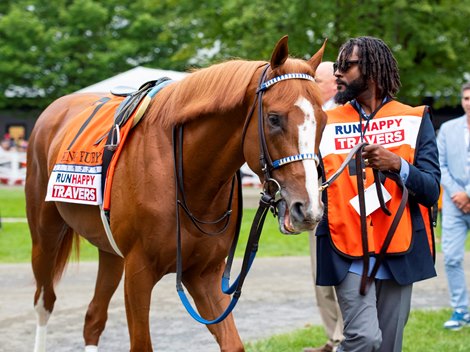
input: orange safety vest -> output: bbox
[320,100,433,259]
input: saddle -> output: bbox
[100,77,172,150]
[100,77,172,204]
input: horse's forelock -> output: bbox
[266,58,322,109]
[152,60,266,127]
[270,57,316,78]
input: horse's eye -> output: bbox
[267,113,282,129]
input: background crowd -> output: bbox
[0,133,28,152]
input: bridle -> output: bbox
[242,67,409,296]
[241,64,321,203]
[174,64,323,324]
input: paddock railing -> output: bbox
[0,149,26,186]
[0,151,260,188]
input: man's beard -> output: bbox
[334,76,368,105]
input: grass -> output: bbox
[0,187,26,217]
[0,222,32,262]
[4,187,470,262]
[0,209,307,262]
[245,309,470,352]
[0,187,310,262]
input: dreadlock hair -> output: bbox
[337,36,401,98]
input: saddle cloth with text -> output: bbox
[45,95,134,207]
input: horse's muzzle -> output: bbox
[276,199,323,235]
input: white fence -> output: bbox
[0,150,26,186]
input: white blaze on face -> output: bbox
[295,96,321,216]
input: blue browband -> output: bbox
[257,72,320,170]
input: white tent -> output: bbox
[75,66,188,93]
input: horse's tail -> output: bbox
[52,227,80,284]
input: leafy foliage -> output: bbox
[1,0,469,109]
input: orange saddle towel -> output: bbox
[45,78,172,208]
[45,95,132,206]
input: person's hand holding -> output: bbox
[362,144,401,172]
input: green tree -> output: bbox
[1,0,469,110]
[183,0,470,107]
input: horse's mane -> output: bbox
[149,57,322,127]
[150,60,266,126]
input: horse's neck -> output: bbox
[181,111,246,196]
[144,69,259,200]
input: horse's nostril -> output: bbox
[290,201,306,222]
[290,201,323,225]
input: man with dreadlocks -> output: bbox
[315,36,440,351]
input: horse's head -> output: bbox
[244,36,328,235]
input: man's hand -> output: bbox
[362,144,401,172]
[451,191,470,210]
[461,203,470,214]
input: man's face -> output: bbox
[462,89,470,118]
[333,46,368,105]
[315,63,337,103]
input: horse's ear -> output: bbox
[308,39,328,73]
[270,35,289,69]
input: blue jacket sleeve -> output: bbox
[404,110,441,207]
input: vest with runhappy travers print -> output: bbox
[320,100,433,259]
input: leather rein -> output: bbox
[320,142,409,295]
[172,64,322,324]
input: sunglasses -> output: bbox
[333,59,361,73]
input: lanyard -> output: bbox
[352,97,390,142]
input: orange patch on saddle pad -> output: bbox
[45,95,134,208]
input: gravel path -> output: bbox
[0,252,463,352]
[0,187,462,351]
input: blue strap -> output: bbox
[177,289,240,324]
[148,79,173,98]
[175,193,271,325]
[176,234,258,324]
[221,250,257,294]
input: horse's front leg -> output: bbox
[83,249,124,351]
[124,250,157,352]
[183,262,245,352]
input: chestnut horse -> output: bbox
[26,36,327,351]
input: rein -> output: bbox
[173,123,258,325]
[173,65,320,324]
[321,142,408,295]
[173,126,236,236]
